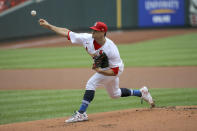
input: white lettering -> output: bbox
[152,15,171,23]
[145,0,179,10]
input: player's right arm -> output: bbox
[39,19,70,38]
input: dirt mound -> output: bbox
[0,106,197,131]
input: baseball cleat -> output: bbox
[65,111,88,123]
[140,86,155,108]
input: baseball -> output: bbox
[31,10,36,16]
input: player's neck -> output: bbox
[95,37,106,45]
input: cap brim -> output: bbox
[90,26,101,31]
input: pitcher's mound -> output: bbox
[1,106,197,131]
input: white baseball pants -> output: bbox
[86,69,123,99]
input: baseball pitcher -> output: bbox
[39,19,155,123]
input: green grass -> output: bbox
[0,47,91,69]
[0,88,196,125]
[0,33,197,69]
[121,33,197,67]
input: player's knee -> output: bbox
[109,89,121,99]
[86,80,96,90]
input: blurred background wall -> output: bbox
[0,0,196,41]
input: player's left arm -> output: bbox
[93,68,116,76]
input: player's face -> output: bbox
[92,30,105,39]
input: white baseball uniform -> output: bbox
[68,31,124,98]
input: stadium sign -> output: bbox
[138,0,185,27]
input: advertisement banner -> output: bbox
[189,0,197,26]
[138,0,185,27]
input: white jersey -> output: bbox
[68,31,124,73]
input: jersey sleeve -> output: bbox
[68,31,91,45]
[107,43,123,70]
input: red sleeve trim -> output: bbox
[111,67,119,75]
[67,31,70,40]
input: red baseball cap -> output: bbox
[90,22,108,32]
